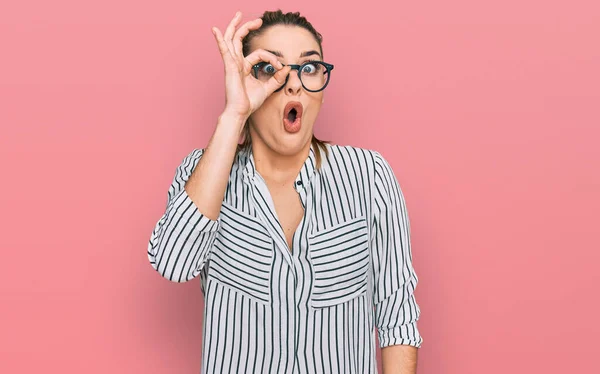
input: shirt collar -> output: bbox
[241,143,318,188]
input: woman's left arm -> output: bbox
[381,344,418,374]
[371,151,423,373]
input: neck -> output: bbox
[251,138,311,185]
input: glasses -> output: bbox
[252,60,334,93]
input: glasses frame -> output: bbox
[252,60,335,93]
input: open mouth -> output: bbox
[283,101,303,132]
[288,108,298,122]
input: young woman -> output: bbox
[148,10,423,374]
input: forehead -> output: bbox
[249,25,321,59]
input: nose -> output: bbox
[284,69,302,96]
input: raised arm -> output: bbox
[147,11,290,282]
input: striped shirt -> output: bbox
[148,142,422,374]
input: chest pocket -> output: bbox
[308,215,370,308]
[208,202,273,305]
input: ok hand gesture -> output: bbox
[212,11,292,121]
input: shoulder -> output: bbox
[179,147,245,170]
[323,143,388,175]
[177,148,205,164]
[171,148,205,173]
[325,144,404,200]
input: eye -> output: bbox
[260,63,276,75]
[301,63,317,74]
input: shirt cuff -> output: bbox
[378,322,423,349]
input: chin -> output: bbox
[274,126,313,154]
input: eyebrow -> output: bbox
[266,50,321,58]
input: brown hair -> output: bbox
[236,9,330,169]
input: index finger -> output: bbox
[244,49,283,70]
[224,11,243,55]
[233,18,263,57]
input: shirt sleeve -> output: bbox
[371,151,423,348]
[147,148,221,283]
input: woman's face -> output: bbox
[247,25,324,156]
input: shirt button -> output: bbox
[296,180,303,186]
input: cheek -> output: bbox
[253,96,273,116]
[249,102,281,130]
[306,99,323,120]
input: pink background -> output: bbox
[1,1,598,373]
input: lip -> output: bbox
[282,101,304,133]
[283,101,304,120]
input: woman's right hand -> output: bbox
[211,11,292,122]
